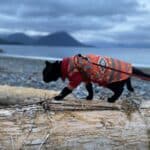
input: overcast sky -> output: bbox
[0,0,150,45]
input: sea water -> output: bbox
[0,44,150,68]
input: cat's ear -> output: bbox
[45,61,51,66]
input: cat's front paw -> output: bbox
[86,95,93,100]
[107,98,116,103]
[54,95,63,101]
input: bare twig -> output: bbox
[38,133,50,150]
[10,135,15,150]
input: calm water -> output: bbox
[0,44,150,67]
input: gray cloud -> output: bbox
[0,0,149,46]
[113,26,150,44]
[19,0,139,18]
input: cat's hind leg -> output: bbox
[85,83,93,100]
[107,81,125,103]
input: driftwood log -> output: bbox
[0,85,149,150]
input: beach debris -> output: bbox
[38,133,50,150]
[121,93,142,120]
[41,98,121,112]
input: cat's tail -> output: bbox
[132,67,150,81]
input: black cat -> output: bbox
[42,54,150,103]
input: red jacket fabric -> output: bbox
[61,54,132,89]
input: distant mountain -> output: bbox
[36,31,89,47]
[1,32,150,48]
[0,37,20,45]
[4,33,35,44]
[0,31,91,47]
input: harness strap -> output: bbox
[76,54,150,81]
[73,55,90,81]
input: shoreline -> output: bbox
[1,53,150,66]
[0,54,150,76]
[0,53,62,61]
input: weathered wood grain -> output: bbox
[0,85,149,150]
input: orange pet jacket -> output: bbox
[61,54,132,89]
